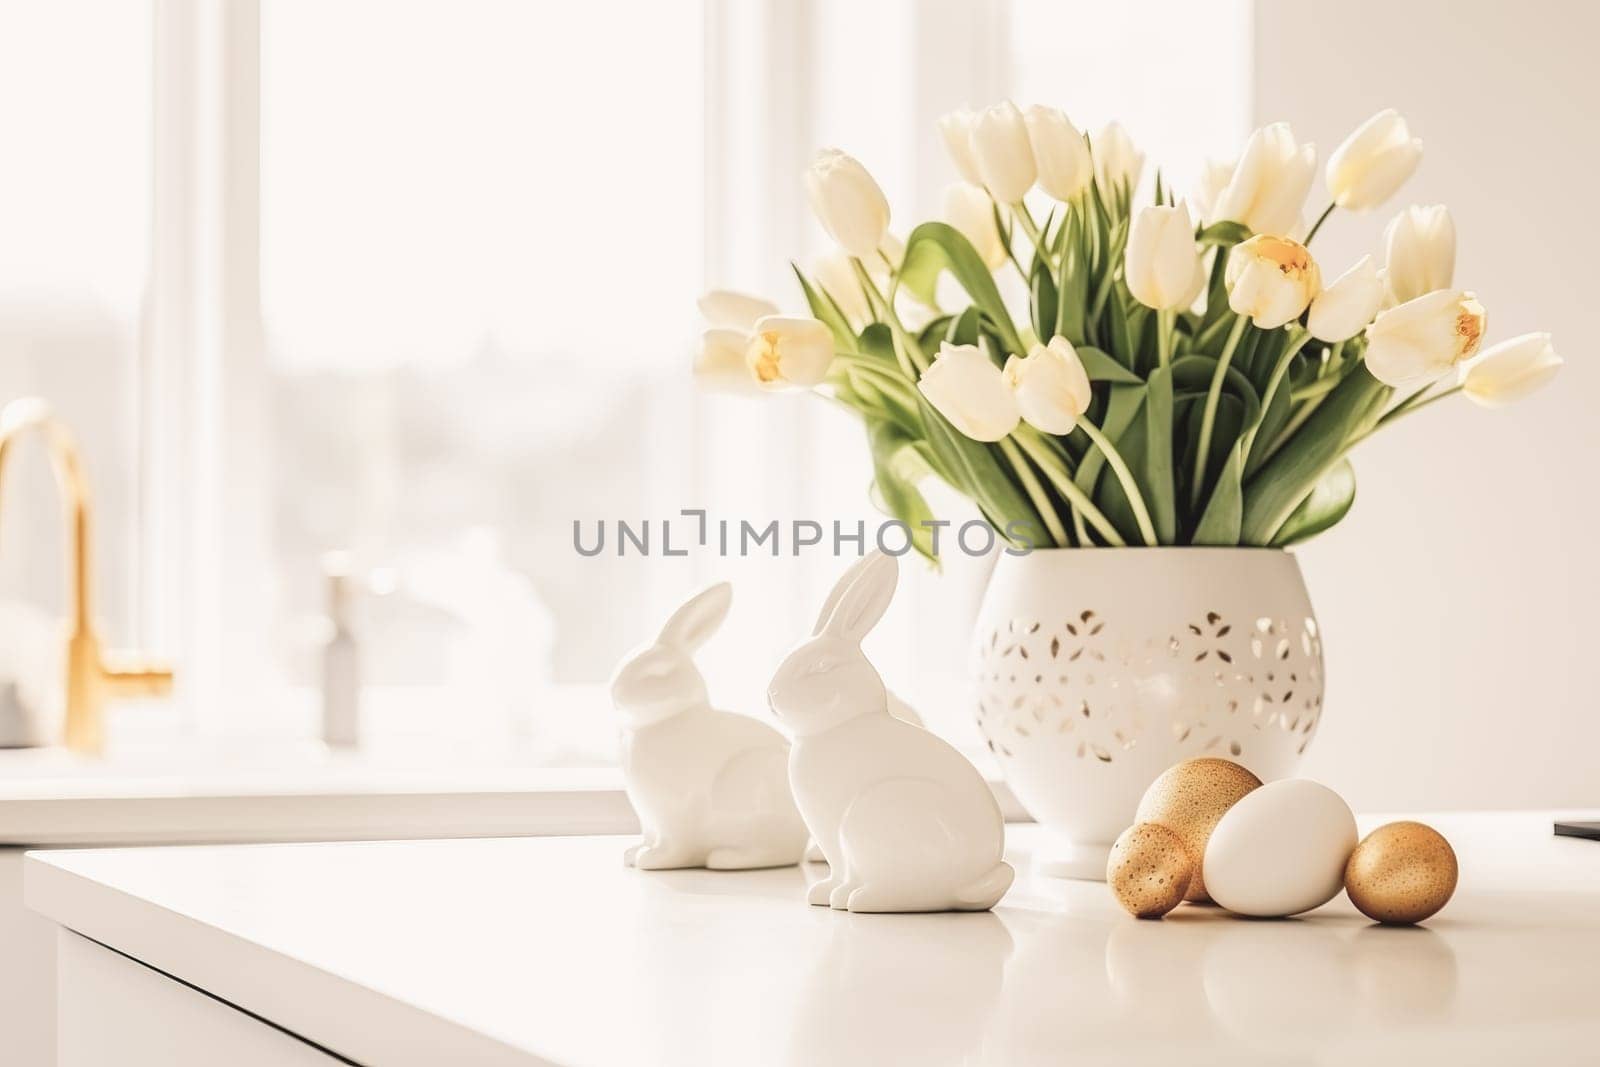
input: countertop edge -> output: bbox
[25,846,563,1067]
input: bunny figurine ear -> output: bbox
[810,554,880,634]
[658,582,733,651]
[819,552,898,644]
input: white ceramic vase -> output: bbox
[972,548,1324,879]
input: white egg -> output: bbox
[1203,779,1357,917]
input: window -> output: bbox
[0,0,1252,763]
[0,1,149,652]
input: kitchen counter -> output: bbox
[26,810,1600,1066]
[0,749,638,1066]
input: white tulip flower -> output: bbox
[1125,202,1204,312]
[1212,122,1317,237]
[1383,204,1455,306]
[695,328,760,393]
[936,109,984,186]
[1092,121,1144,194]
[970,100,1037,204]
[1326,108,1423,212]
[942,182,1009,270]
[1462,331,1561,408]
[917,342,1020,442]
[812,234,902,325]
[1226,234,1322,329]
[1191,158,1235,225]
[1307,255,1383,342]
[697,289,779,331]
[1363,289,1486,388]
[1024,105,1092,202]
[1004,336,1093,435]
[745,315,835,390]
[805,149,890,258]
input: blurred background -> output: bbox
[0,0,1591,810]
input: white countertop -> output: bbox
[24,810,1600,1066]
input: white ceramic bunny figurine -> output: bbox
[611,582,809,870]
[770,552,1014,912]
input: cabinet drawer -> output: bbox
[57,931,341,1067]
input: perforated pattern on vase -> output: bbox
[973,611,1324,764]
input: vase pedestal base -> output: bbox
[1028,833,1110,882]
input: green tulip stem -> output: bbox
[1192,315,1250,507]
[1239,326,1313,463]
[831,353,913,397]
[997,437,1071,548]
[851,258,928,376]
[1304,201,1337,244]
[1012,429,1128,547]
[1375,383,1463,429]
[1156,308,1175,368]
[1072,420,1157,546]
[1012,202,1055,280]
[1289,340,1348,402]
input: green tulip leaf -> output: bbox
[1140,364,1177,543]
[1270,458,1356,547]
[944,306,982,348]
[1243,366,1389,544]
[898,221,1026,356]
[792,263,856,353]
[1030,256,1058,346]
[917,315,953,355]
[1104,284,1134,368]
[1055,208,1089,345]
[1193,441,1245,545]
[1077,346,1143,384]
[1075,382,1146,498]
[866,418,938,562]
[913,392,1047,549]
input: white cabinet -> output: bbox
[56,931,339,1067]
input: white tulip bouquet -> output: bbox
[695,104,1562,560]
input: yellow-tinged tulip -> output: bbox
[1191,158,1234,225]
[1024,105,1092,202]
[1462,332,1561,408]
[805,149,890,258]
[936,109,984,186]
[1125,202,1204,312]
[1213,122,1316,238]
[1004,336,1092,434]
[1363,289,1486,388]
[1307,255,1383,342]
[1092,122,1144,193]
[745,315,835,390]
[695,328,759,394]
[917,342,1019,442]
[1326,109,1422,212]
[1226,234,1321,329]
[942,182,1008,270]
[970,100,1037,204]
[697,289,779,331]
[1383,204,1454,307]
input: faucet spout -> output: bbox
[0,398,174,755]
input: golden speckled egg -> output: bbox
[1345,821,1458,925]
[1134,757,1262,902]
[1107,822,1193,918]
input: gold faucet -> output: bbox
[0,397,173,754]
